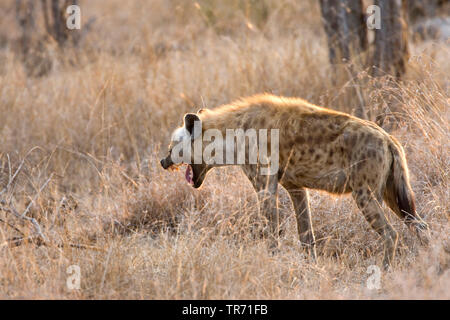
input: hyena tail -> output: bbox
[384,138,429,238]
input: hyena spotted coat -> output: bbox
[160,94,429,269]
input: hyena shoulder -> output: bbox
[198,94,350,131]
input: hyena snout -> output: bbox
[160,156,173,170]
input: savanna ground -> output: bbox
[0,0,448,299]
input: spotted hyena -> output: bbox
[160,94,429,269]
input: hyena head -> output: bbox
[160,112,212,189]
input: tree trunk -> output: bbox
[372,0,409,77]
[319,0,367,65]
[319,0,368,119]
[406,0,439,23]
[41,0,79,46]
[15,0,35,55]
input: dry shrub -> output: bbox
[118,169,205,234]
[112,163,290,243]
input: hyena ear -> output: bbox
[184,113,201,139]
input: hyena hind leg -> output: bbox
[353,188,398,270]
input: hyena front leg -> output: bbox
[352,187,398,270]
[243,165,280,249]
[284,185,317,261]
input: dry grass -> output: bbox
[0,0,448,299]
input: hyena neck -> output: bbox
[199,111,230,134]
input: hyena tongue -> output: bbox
[185,165,194,185]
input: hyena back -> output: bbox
[160,94,429,269]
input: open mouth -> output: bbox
[185,164,194,186]
[168,163,194,186]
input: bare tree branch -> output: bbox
[0,148,103,252]
[0,147,48,244]
[0,146,42,196]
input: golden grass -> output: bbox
[0,0,448,299]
